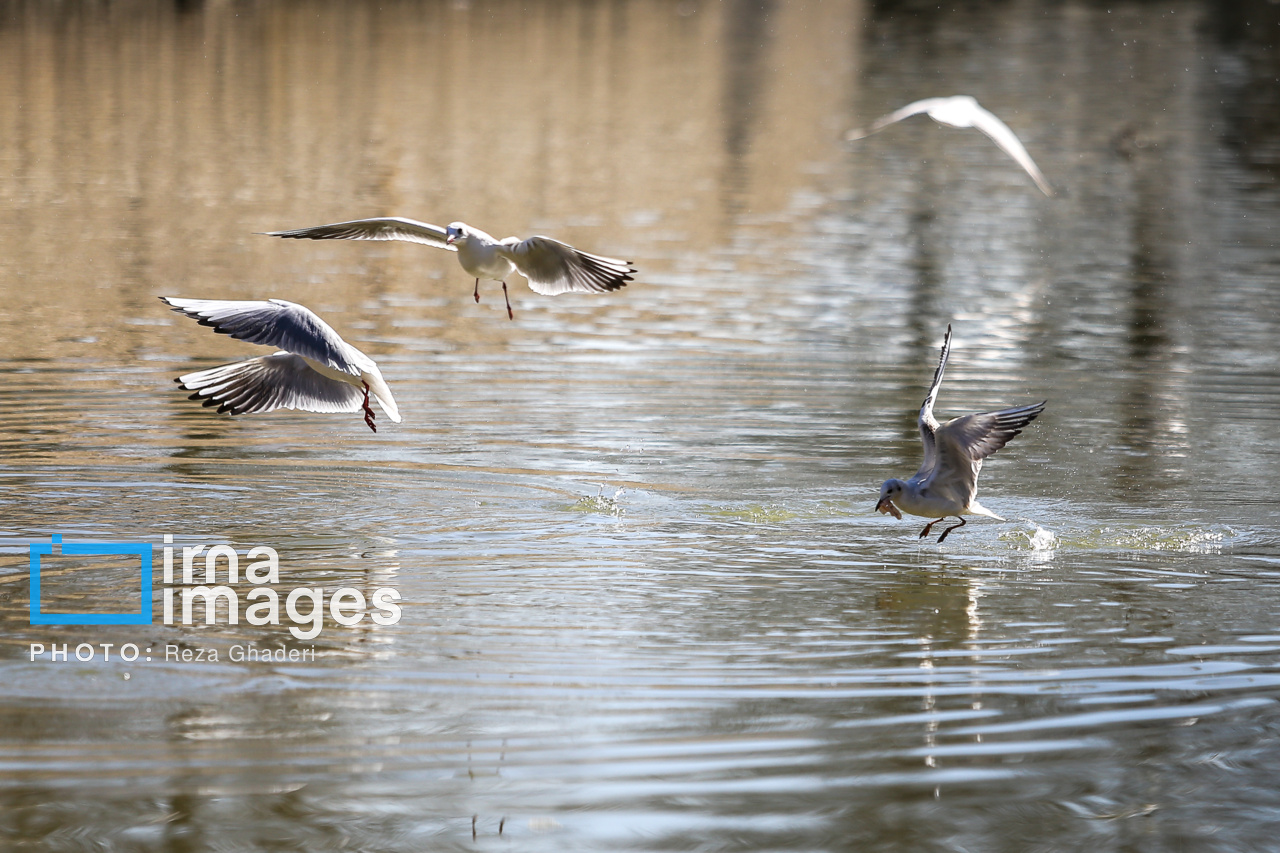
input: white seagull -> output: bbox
[876,325,1045,543]
[161,297,401,433]
[265,218,637,320]
[846,95,1054,196]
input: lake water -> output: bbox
[2,0,1280,850]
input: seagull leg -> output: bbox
[936,516,967,543]
[361,382,377,433]
[474,278,481,304]
[918,520,937,539]
[502,281,514,320]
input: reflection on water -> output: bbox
[2,0,1280,850]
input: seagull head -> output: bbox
[875,480,904,520]
[445,222,468,246]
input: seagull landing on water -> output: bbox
[846,95,1054,197]
[875,325,1045,543]
[265,218,637,320]
[161,297,400,433]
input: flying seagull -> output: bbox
[265,218,637,320]
[161,296,401,432]
[847,95,1054,196]
[875,325,1045,543]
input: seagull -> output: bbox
[846,95,1054,196]
[160,296,401,433]
[875,325,1045,543]
[264,218,637,320]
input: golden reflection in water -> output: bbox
[0,0,863,362]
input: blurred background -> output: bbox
[1,1,1279,850]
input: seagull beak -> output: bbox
[876,497,902,520]
[446,234,456,245]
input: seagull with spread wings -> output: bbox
[847,95,1054,196]
[265,218,636,320]
[875,325,1045,543]
[161,297,400,432]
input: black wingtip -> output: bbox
[191,316,235,335]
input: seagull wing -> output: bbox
[176,353,366,416]
[938,401,1047,463]
[967,105,1054,196]
[846,97,949,140]
[264,217,457,251]
[161,297,366,377]
[920,400,1044,514]
[912,325,952,480]
[499,236,636,296]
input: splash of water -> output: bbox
[1000,522,1058,558]
[1028,525,1058,551]
[569,486,627,518]
[1001,521,1235,554]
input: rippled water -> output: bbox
[3,1,1280,850]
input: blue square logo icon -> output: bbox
[30,535,153,625]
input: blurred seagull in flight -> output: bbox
[161,297,400,433]
[875,325,1045,543]
[265,218,636,320]
[846,95,1054,196]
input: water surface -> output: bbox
[2,1,1280,850]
